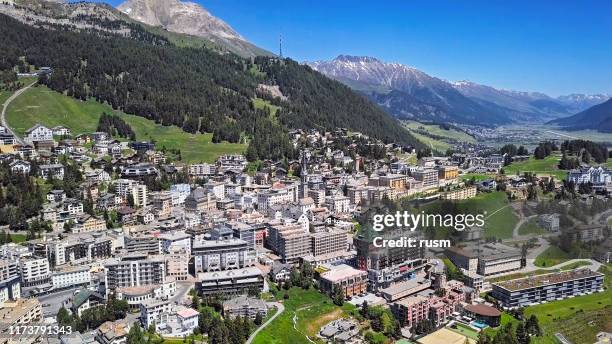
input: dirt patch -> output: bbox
[305,308,344,336]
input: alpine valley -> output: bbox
[308,55,610,127]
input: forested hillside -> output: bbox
[0,13,421,160]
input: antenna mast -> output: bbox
[279,34,283,58]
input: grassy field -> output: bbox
[534,246,571,267]
[518,218,547,235]
[5,85,245,163]
[423,191,518,239]
[252,287,356,344]
[461,192,518,239]
[403,121,476,152]
[504,155,566,181]
[253,97,281,118]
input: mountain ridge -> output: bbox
[308,55,609,126]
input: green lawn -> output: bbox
[487,269,560,283]
[5,84,245,163]
[503,155,566,181]
[461,192,518,239]
[534,246,571,267]
[252,287,356,344]
[518,218,547,235]
[423,191,518,239]
[460,173,494,181]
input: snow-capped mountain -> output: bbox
[308,55,609,126]
[117,0,271,57]
[307,56,512,126]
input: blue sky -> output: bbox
[104,0,612,96]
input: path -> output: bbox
[1,79,37,145]
[246,302,285,344]
[512,214,538,237]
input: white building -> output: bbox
[51,266,91,289]
[25,124,53,142]
[19,257,51,287]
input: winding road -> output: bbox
[1,79,37,145]
[246,301,285,344]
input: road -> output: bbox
[1,79,37,145]
[245,302,285,344]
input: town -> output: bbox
[0,118,610,344]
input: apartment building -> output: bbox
[437,165,459,180]
[266,224,312,263]
[104,254,167,293]
[19,257,51,287]
[412,168,439,189]
[0,298,43,335]
[440,186,477,200]
[223,295,268,320]
[325,195,351,214]
[310,229,348,257]
[189,163,217,177]
[492,268,604,308]
[192,237,256,272]
[196,266,264,296]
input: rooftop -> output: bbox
[320,264,366,282]
[494,268,604,291]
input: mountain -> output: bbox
[0,5,422,160]
[453,80,609,121]
[549,99,612,133]
[307,55,511,126]
[117,0,272,57]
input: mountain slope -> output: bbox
[452,80,609,121]
[308,55,511,126]
[117,0,272,57]
[549,99,612,133]
[0,9,422,159]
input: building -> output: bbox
[567,166,612,190]
[96,320,129,344]
[195,266,264,296]
[223,295,268,320]
[19,256,51,287]
[25,124,53,142]
[0,298,43,335]
[438,165,459,180]
[104,254,167,293]
[310,229,348,257]
[463,304,501,327]
[39,164,65,180]
[391,295,430,329]
[52,126,72,137]
[440,186,477,200]
[380,277,432,302]
[51,266,91,289]
[189,163,216,177]
[491,268,604,308]
[319,264,367,299]
[192,237,256,272]
[185,187,217,213]
[539,214,560,232]
[0,259,21,302]
[266,223,311,263]
[325,195,351,214]
[413,168,439,189]
[567,224,605,243]
[445,243,522,276]
[124,235,160,255]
